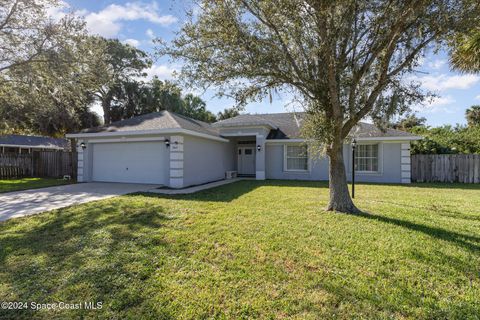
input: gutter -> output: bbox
[66,128,230,143]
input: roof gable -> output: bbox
[80,111,221,138]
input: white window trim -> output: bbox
[353,143,383,174]
[283,144,310,172]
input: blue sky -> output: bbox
[61,0,480,127]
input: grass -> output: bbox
[0,180,479,319]
[0,178,72,193]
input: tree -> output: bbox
[160,0,479,213]
[450,29,480,72]
[410,125,480,154]
[182,94,216,122]
[0,35,104,136]
[91,38,152,124]
[392,114,427,131]
[217,107,241,120]
[465,105,480,127]
[0,0,85,73]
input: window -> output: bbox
[355,144,379,172]
[285,145,308,171]
[245,148,253,155]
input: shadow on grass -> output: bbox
[136,179,330,203]
[366,199,480,221]
[0,200,174,318]
[357,211,480,253]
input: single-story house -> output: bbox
[0,134,69,154]
[66,111,421,187]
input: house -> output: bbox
[0,134,69,154]
[65,111,421,187]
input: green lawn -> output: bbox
[0,178,72,193]
[0,181,479,319]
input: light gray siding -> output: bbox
[265,144,329,180]
[345,142,403,183]
[182,135,235,187]
[266,142,404,183]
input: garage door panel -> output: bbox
[92,142,166,184]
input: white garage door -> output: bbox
[92,141,167,184]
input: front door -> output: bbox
[238,147,255,175]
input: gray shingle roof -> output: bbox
[214,112,419,139]
[0,135,68,149]
[81,111,221,137]
[76,111,419,140]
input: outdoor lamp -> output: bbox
[165,139,170,147]
[80,142,86,150]
[257,145,261,152]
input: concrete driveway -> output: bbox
[0,182,158,222]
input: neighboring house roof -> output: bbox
[79,110,222,138]
[214,112,420,140]
[67,110,420,141]
[0,135,68,149]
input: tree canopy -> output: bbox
[0,0,85,73]
[465,105,480,127]
[450,29,480,72]
[160,0,480,213]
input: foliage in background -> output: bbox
[0,35,103,136]
[392,112,480,154]
[0,0,84,73]
[410,125,480,155]
[217,107,242,120]
[465,105,480,127]
[450,28,480,72]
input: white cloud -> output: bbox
[414,74,480,91]
[427,59,447,70]
[413,95,456,114]
[146,28,156,39]
[145,64,177,80]
[123,38,141,47]
[475,94,480,100]
[83,2,177,38]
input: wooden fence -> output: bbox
[411,154,480,183]
[0,151,76,179]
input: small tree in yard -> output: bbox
[160,0,479,213]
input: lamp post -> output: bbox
[351,138,356,199]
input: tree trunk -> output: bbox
[102,96,112,125]
[326,142,360,213]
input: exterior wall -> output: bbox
[400,143,411,183]
[182,135,235,187]
[169,135,184,188]
[345,142,403,183]
[265,143,329,180]
[76,135,170,185]
[266,141,406,183]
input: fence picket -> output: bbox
[411,154,480,183]
[0,151,76,179]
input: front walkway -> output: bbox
[147,178,244,195]
[0,182,158,221]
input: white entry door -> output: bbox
[238,147,255,175]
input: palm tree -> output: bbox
[466,105,480,127]
[450,30,480,72]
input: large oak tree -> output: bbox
[160,0,479,213]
